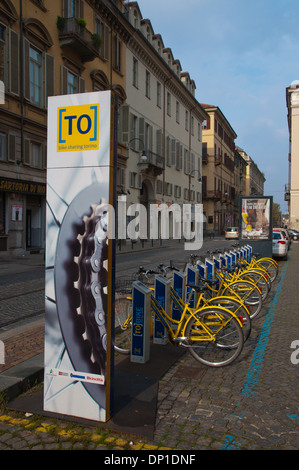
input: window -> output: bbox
[145,123,152,151]
[31,142,42,168]
[145,70,150,98]
[191,116,194,135]
[67,70,78,94]
[167,92,171,116]
[29,46,42,106]
[133,57,138,88]
[156,81,161,107]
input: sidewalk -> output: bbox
[0,242,298,450]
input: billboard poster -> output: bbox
[241,197,271,240]
[44,91,116,422]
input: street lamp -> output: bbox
[127,138,147,162]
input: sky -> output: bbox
[135,0,299,213]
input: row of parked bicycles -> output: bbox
[114,244,279,368]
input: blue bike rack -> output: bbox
[131,281,152,363]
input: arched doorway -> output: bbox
[139,179,155,240]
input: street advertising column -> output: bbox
[172,271,186,321]
[131,281,152,363]
[239,196,273,258]
[44,91,116,423]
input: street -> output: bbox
[0,238,234,328]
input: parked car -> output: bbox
[288,228,299,241]
[225,227,239,239]
[273,227,291,250]
[272,230,288,259]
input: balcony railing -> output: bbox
[58,17,100,62]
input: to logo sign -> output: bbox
[57,104,99,152]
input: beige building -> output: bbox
[117,2,208,240]
[200,104,237,234]
[286,80,299,230]
[0,0,128,253]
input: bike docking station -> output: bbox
[131,281,152,364]
[154,275,171,345]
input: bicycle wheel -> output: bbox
[222,280,263,319]
[114,296,132,355]
[185,307,244,367]
[238,270,270,300]
[206,297,251,342]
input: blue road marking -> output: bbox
[221,259,288,449]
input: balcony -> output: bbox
[137,150,165,176]
[57,17,100,62]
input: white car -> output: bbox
[272,230,288,259]
[225,227,239,239]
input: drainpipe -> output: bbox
[19,0,24,165]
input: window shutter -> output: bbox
[119,105,129,144]
[9,29,19,95]
[24,139,30,166]
[43,144,47,169]
[156,129,162,157]
[171,139,176,166]
[8,134,16,162]
[79,76,85,93]
[104,24,109,60]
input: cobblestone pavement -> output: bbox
[0,244,299,451]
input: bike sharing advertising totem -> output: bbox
[44,91,116,422]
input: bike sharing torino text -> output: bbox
[103,197,205,251]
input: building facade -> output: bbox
[286,80,299,231]
[118,2,208,240]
